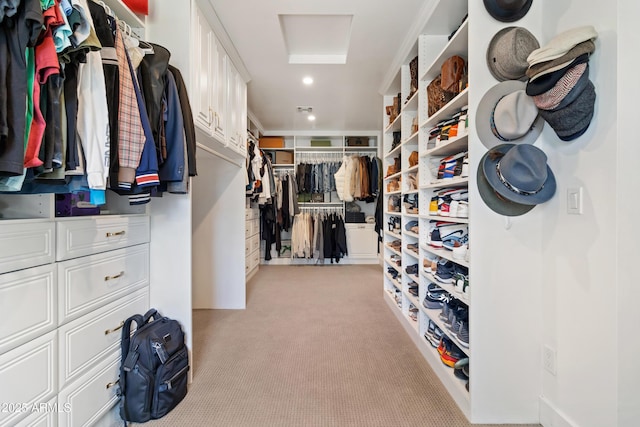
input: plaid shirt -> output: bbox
[114,27,145,177]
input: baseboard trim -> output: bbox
[539,396,577,427]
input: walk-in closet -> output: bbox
[0,0,635,426]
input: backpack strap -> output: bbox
[118,313,144,425]
[142,308,162,323]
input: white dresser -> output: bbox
[245,204,260,280]
[0,214,150,427]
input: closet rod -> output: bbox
[196,142,243,167]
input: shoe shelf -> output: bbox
[403,188,419,195]
[404,164,419,174]
[404,290,421,310]
[421,176,469,190]
[403,212,420,218]
[419,88,469,131]
[385,245,402,258]
[384,288,403,312]
[404,230,419,239]
[405,312,420,333]
[385,142,403,159]
[384,269,402,291]
[421,270,470,306]
[420,214,469,224]
[421,306,471,358]
[386,190,402,196]
[404,249,419,260]
[384,170,402,181]
[420,18,469,82]
[385,210,402,216]
[384,295,470,413]
[384,113,402,134]
[407,272,420,283]
[422,134,469,158]
[385,230,402,240]
[420,245,469,269]
[401,90,419,113]
[403,131,419,145]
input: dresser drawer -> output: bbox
[0,264,56,354]
[0,331,57,427]
[58,244,149,325]
[56,215,150,261]
[250,218,260,237]
[57,352,120,427]
[0,220,54,274]
[14,397,57,427]
[249,233,260,253]
[57,288,148,389]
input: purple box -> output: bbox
[55,191,101,217]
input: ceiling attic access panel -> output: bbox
[278,14,354,64]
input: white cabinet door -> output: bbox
[237,74,247,155]
[0,331,57,427]
[0,264,56,355]
[212,37,228,143]
[193,5,214,135]
[0,220,54,275]
[226,60,239,151]
[345,224,378,259]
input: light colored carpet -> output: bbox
[149,265,539,427]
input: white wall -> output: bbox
[616,1,639,426]
[192,150,246,309]
[537,1,619,426]
[467,2,544,423]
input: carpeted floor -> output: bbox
[149,265,539,427]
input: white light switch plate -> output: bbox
[567,187,583,215]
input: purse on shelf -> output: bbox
[427,76,455,117]
[440,55,467,95]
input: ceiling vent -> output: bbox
[297,106,313,113]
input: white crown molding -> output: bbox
[378,0,439,95]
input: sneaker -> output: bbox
[423,254,437,273]
[453,357,469,379]
[423,287,447,309]
[443,231,469,251]
[439,197,451,216]
[455,200,469,218]
[453,271,468,294]
[440,337,465,367]
[457,320,469,348]
[408,283,419,297]
[408,305,418,321]
[461,154,469,178]
[434,260,456,284]
[429,197,438,215]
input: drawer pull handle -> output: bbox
[105,321,125,335]
[106,380,119,389]
[106,230,126,237]
[104,271,125,281]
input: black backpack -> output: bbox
[117,309,189,423]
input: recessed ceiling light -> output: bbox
[303,76,313,85]
[307,115,316,121]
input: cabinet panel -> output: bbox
[56,215,150,261]
[212,38,228,143]
[57,288,148,389]
[57,352,120,427]
[0,331,57,427]
[0,264,56,354]
[0,220,54,275]
[57,244,150,325]
[345,224,378,258]
[193,5,214,134]
[15,397,57,427]
[226,60,239,150]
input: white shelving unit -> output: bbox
[382,0,471,420]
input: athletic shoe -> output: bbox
[457,320,469,348]
[429,197,438,215]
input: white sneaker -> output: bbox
[456,201,469,218]
[461,154,469,178]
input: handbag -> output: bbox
[440,55,467,94]
[427,76,455,117]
